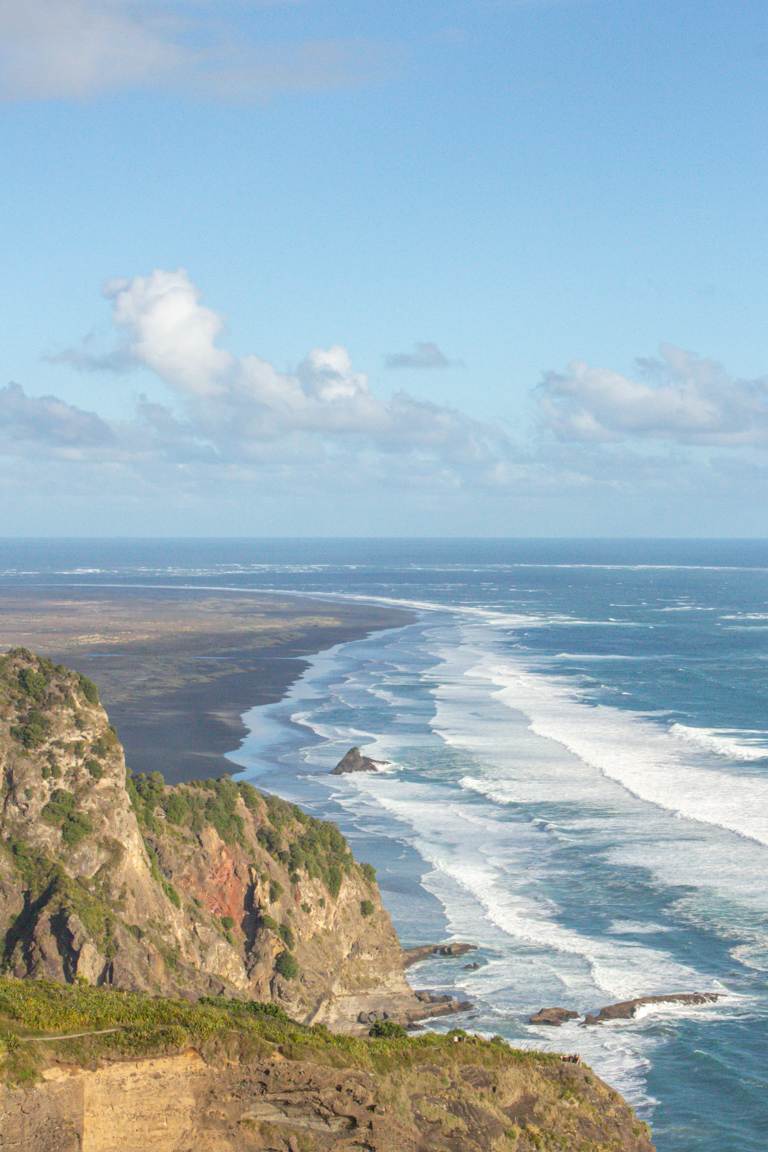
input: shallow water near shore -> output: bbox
[2,537,768,1149]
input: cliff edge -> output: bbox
[0,977,654,1152]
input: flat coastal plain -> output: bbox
[0,586,412,783]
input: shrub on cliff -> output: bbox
[76,674,100,706]
[40,790,93,847]
[275,951,299,980]
[278,923,295,949]
[200,777,245,846]
[369,1019,407,1039]
[11,709,49,749]
[17,668,49,702]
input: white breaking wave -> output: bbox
[730,941,768,972]
[333,773,710,1003]
[421,614,768,918]
[456,640,768,847]
[328,767,726,1109]
[654,605,717,613]
[670,724,768,763]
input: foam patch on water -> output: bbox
[609,921,674,936]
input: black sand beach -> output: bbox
[0,586,412,784]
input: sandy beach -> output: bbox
[0,586,412,783]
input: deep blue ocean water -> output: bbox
[2,537,768,1151]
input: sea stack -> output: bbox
[332,746,386,774]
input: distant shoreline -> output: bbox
[0,585,414,784]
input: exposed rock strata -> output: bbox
[0,1037,656,1152]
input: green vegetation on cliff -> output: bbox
[40,788,93,847]
[127,767,360,899]
[0,975,539,1082]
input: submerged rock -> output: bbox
[332,746,387,774]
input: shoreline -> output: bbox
[0,585,414,784]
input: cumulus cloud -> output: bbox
[0,0,390,102]
[385,342,458,371]
[538,344,768,446]
[86,270,502,466]
[40,267,528,493]
[106,269,233,396]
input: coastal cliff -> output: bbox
[0,649,410,1024]
[0,978,654,1152]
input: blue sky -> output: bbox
[1,0,767,536]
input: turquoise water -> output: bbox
[2,538,768,1150]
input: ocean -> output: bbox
[2,537,767,1151]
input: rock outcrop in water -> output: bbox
[331,746,386,774]
[529,993,720,1028]
[530,1007,579,1026]
[583,993,720,1026]
[403,941,477,967]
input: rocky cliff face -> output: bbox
[0,1047,655,1152]
[0,649,410,1021]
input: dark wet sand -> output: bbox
[0,586,413,784]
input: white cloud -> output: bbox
[22,273,768,524]
[0,0,391,102]
[299,346,369,402]
[106,269,233,397]
[49,267,525,487]
[538,344,768,446]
